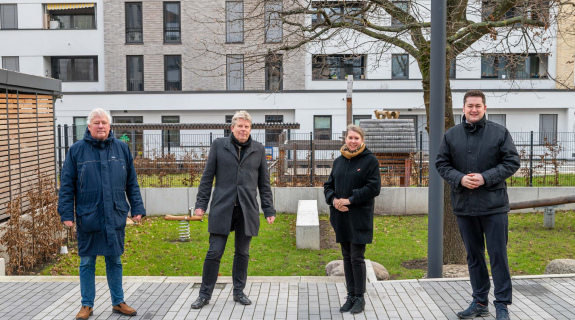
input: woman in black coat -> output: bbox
[324,124,381,314]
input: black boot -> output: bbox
[349,296,365,314]
[339,295,355,312]
[191,296,209,309]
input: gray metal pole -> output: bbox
[427,0,446,279]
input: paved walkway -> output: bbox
[1,275,574,320]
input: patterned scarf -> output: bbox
[340,143,365,159]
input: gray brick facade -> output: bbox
[104,0,305,92]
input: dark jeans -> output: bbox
[340,242,367,298]
[199,206,252,300]
[457,213,512,308]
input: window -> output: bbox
[73,117,88,142]
[454,114,462,125]
[226,1,244,43]
[449,59,456,79]
[482,1,549,22]
[265,54,283,91]
[227,54,244,90]
[51,56,98,82]
[481,54,547,79]
[224,114,233,137]
[314,115,332,140]
[2,56,19,72]
[164,2,181,43]
[125,3,143,43]
[47,4,96,29]
[539,114,557,145]
[391,0,409,27]
[392,54,409,79]
[265,1,283,43]
[265,115,283,146]
[127,56,144,91]
[488,114,506,127]
[311,1,363,27]
[0,4,17,29]
[312,55,365,80]
[164,55,182,91]
[162,116,180,147]
[482,1,519,21]
[353,115,371,126]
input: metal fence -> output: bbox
[55,125,575,188]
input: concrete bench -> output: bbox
[296,200,320,250]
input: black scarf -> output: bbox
[231,134,252,161]
[463,115,486,133]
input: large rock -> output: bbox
[325,260,344,276]
[371,261,390,280]
[545,259,575,274]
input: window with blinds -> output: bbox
[539,114,557,145]
[0,4,18,29]
[2,56,19,72]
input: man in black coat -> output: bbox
[436,90,520,320]
[191,110,276,309]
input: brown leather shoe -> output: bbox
[76,306,93,320]
[112,302,137,316]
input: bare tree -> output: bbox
[187,0,574,264]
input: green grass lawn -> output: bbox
[41,211,575,279]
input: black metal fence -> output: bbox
[55,125,575,188]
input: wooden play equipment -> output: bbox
[374,110,401,119]
[164,207,202,241]
[360,118,417,187]
[510,195,575,228]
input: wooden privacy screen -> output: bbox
[0,92,56,220]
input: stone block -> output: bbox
[143,188,189,215]
[545,259,575,274]
[405,188,428,215]
[296,200,320,250]
[375,188,406,215]
[275,188,320,214]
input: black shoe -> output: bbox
[349,297,365,314]
[191,296,209,309]
[457,299,489,319]
[233,293,252,305]
[339,295,355,312]
[496,305,510,320]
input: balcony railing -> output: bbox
[164,27,181,43]
[165,80,181,91]
[126,28,143,43]
[127,80,144,91]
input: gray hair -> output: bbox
[231,110,252,126]
[87,108,112,124]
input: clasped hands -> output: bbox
[460,173,485,189]
[332,198,350,212]
[194,208,275,224]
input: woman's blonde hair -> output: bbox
[345,124,365,139]
[232,110,252,126]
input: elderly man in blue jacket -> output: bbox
[58,108,145,320]
[436,90,520,320]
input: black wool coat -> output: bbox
[324,148,381,244]
[435,116,520,216]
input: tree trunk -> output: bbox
[422,74,467,265]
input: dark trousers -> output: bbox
[340,242,367,298]
[199,206,252,300]
[457,213,512,308]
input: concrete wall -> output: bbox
[141,187,575,215]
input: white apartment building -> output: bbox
[1,0,574,148]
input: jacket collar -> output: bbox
[224,135,255,162]
[83,127,115,148]
[462,115,486,133]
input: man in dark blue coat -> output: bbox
[58,108,146,320]
[190,110,276,309]
[436,90,520,320]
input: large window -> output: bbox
[539,114,557,145]
[0,4,17,29]
[73,117,88,142]
[314,115,332,140]
[127,55,144,91]
[164,55,182,91]
[2,56,19,72]
[265,115,283,146]
[226,1,244,43]
[392,54,409,79]
[164,2,181,43]
[481,54,547,79]
[51,56,98,82]
[391,0,409,27]
[125,3,143,43]
[265,54,283,91]
[162,116,180,148]
[312,55,365,80]
[311,1,363,27]
[488,114,506,127]
[224,114,233,137]
[47,3,96,29]
[227,54,244,90]
[265,1,283,43]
